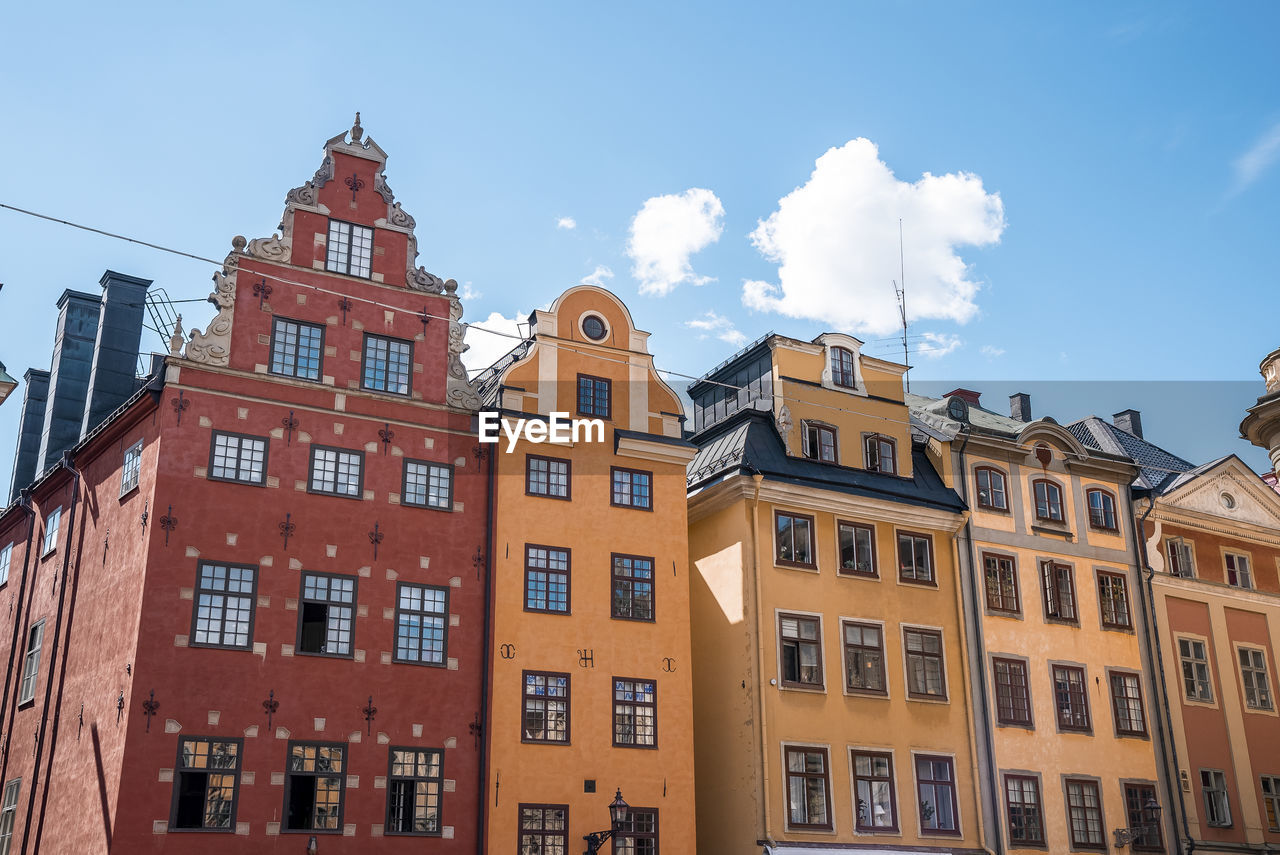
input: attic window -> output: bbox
[326,219,373,278]
[581,314,608,342]
[831,347,856,389]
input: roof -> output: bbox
[686,332,772,397]
[905,391,1032,436]
[1066,416,1194,492]
[687,408,965,512]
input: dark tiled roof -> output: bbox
[1066,417,1194,492]
[687,409,965,512]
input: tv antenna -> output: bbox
[892,218,909,391]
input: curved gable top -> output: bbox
[546,284,643,340]
[1017,420,1090,458]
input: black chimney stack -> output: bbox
[1113,409,1143,439]
[80,271,152,438]
[1010,392,1032,423]
[8,369,50,502]
[35,290,101,475]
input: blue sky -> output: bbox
[2,1,1278,491]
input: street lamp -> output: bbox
[583,789,629,854]
[1114,797,1162,848]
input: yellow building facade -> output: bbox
[911,393,1164,853]
[476,285,697,854]
[687,334,984,854]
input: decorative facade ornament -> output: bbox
[246,233,292,264]
[374,172,396,204]
[167,315,183,357]
[407,265,447,294]
[184,251,239,366]
[350,112,363,143]
[776,403,794,443]
[446,295,481,411]
[388,201,414,229]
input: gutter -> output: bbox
[749,473,775,847]
[0,490,38,782]
[477,437,497,855]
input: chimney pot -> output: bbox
[1010,392,1032,423]
[943,388,982,407]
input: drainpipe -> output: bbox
[748,473,774,847]
[477,437,497,855]
[0,491,38,780]
[1129,496,1194,854]
[954,432,1002,855]
[21,455,80,855]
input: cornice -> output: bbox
[615,435,696,467]
[1152,570,1280,609]
[1146,504,1280,548]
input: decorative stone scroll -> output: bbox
[447,293,481,411]
[184,249,239,366]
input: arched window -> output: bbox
[831,347,856,389]
[1086,489,1118,531]
[974,467,1008,511]
[1032,479,1065,523]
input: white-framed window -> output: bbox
[41,507,61,557]
[0,778,20,855]
[0,544,11,587]
[1178,637,1213,702]
[1201,769,1232,827]
[1225,552,1252,589]
[802,421,837,463]
[309,446,363,498]
[403,461,452,510]
[1239,647,1274,711]
[326,219,373,278]
[18,620,44,705]
[209,432,268,485]
[362,334,413,396]
[120,440,143,496]
[393,583,448,666]
[1166,537,1195,578]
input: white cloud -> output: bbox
[580,265,615,288]
[556,216,577,230]
[685,310,748,347]
[1232,122,1280,195]
[458,282,482,301]
[627,188,724,296]
[917,332,962,359]
[743,138,1005,336]
[462,311,530,374]
[980,344,1006,358]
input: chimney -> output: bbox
[8,369,50,502]
[80,271,152,438]
[944,388,982,407]
[1009,392,1032,423]
[1113,409,1143,439]
[35,290,101,474]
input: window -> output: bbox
[853,751,897,831]
[775,511,814,568]
[613,678,656,748]
[1225,552,1252,589]
[519,804,567,855]
[1087,489,1118,531]
[209,432,268,485]
[581,313,608,341]
[525,546,570,614]
[784,746,832,829]
[779,614,823,688]
[802,422,837,463]
[1110,672,1147,735]
[611,554,654,622]
[269,318,324,381]
[1124,783,1163,851]
[576,374,611,418]
[984,553,1019,613]
[284,742,345,832]
[170,737,240,830]
[1239,648,1274,710]
[1200,770,1231,827]
[1179,638,1213,702]
[1005,775,1044,846]
[1042,561,1078,622]
[361,334,412,395]
[1261,775,1280,833]
[403,460,452,510]
[0,544,11,587]
[41,507,60,556]
[1166,537,1196,578]
[1098,571,1132,629]
[1033,479,1064,523]
[831,346,856,389]
[904,628,946,700]
[614,808,658,854]
[393,583,448,666]
[325,219,373,278]
[0,779,19,854]
[308,446,363,498]
[897,532,934,585]
[18,620,44,705]
[522,671,569,743]
[975,467,1008,511]
[1052,665,1090,732]
[297,573,356,657]
[386,748,443,835]
[611,468,653,510]
[916,755,959,834]
[837,521,876,577]
[1065,778,1106,849]
[192,562,256,649]
[121,440,143,495]
[993,658,1032,726]
[526,455,570,499]
[843,622,886,694]
[864,434,896,474]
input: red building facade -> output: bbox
[0,118,487,852]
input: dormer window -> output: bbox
[864,435,896,475]
[832,347,856,389]
[802,422,837,463]
[326,219,373,278]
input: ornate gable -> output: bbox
[1160,457,1280,530]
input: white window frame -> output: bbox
[18,620,45,705]
[325,219,374,278]
[0,544,11,587]
[0,778,20,855]
[1200,769,1232,827]
[1224,551,1253,589]
[1166,537,1196,578]
[41,507,61,557]
[120,439,143,496]
[1238,646,1274,711]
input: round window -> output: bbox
[947,397,968,422]
[1221,492,1237,510]
[582,314,608,341]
